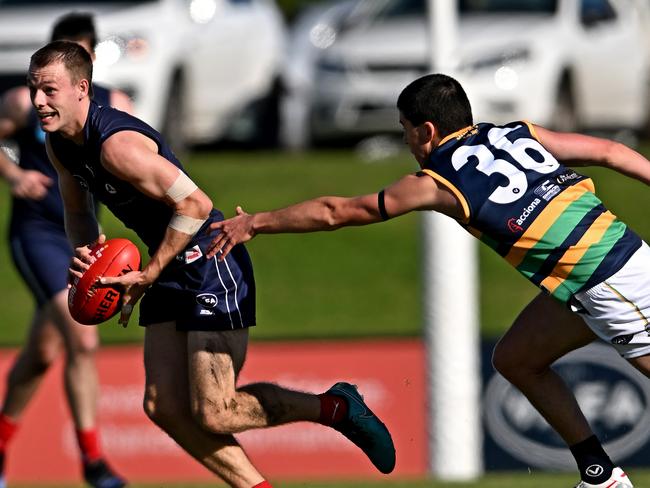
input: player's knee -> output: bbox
[143,389,182,429]
[492,339,546,383]
[492,339,522,379]
[34,342,61,370]
[191,396,238,435]
[68,332,100,357]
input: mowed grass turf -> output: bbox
[9,468,650,486]
[1,145,649,345]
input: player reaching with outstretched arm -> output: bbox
[0,13,131,488]
[27,40,395,487]
[207,74,650,488]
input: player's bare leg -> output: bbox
[144,322,266,488]
[1,290,124,487]
[492,292,631,486]
[188,328,320,433]
[627,354,650,378]
[1,309,62,419]
[187,328,395,473]
[492,292,597,444]
[46,291,100,430]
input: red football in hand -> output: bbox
[68,238,141,325]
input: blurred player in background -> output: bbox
[207,73,650,488]
[0,13,130,488]
[26,40,395,487]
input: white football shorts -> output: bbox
[571,240,650,359]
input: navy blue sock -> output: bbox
[569,435,614,484]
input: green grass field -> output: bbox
[9,468,650,487]
[1,146,649,345]
[1,146,650,486]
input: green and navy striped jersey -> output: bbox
[421,121,641,303]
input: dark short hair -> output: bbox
[30,41,94,94]
[397,74,473,138]
[50,12,97,49]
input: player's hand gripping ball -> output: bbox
[68,238,141,325]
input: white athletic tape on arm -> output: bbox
[168,213,206,236]
[165,169,198,203]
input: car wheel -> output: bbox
[550,78,578,133]
[162,74,187,157]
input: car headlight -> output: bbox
[95,35,150,67]
[189,0,217,24]
[309,22,338,49]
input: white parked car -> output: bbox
[0,0,287,150]
[282,0,650,146]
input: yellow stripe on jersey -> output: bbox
[539,210,617,294]
[523,121,541,143]
[420,169,471,224]
[504,179,595,268]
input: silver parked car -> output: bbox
[0,0,287,150]
[281,0,650,147]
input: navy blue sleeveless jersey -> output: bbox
[422,121,641,302]
[47,100,256,330]
[9,84,110,232]
[48,100,207,255]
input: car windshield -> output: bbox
[459,0,557,14]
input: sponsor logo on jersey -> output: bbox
[105,183,117,194]
[612,333,636,345]
[511,198,542,227]
[556,170,581,184]
[73,175,89,191]
[178,245,203,264]
[199,309,215,315]
[507,218,524,233]
[534,180,561,201]
[196,293,218,309]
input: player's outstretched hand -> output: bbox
[206,206,255,260]
[98,270,152,327]
[69,234,106,283]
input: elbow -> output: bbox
[197,192,213,219]
[177,190,212,219]
[321,201,341,229]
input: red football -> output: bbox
[68,238,141,325]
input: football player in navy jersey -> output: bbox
[26,40,396,487]
[207,74,650,488]
[0,14,130,488]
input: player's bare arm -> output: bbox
[207,171,461,259]
[109,90,133,114]
[97,130,212,323]
[46,136,101,279]
[534,125,650,185]
[0,87,54,199]
[0,86,31,137]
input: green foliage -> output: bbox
[1,144,649,346]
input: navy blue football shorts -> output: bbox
[9,223,73,307]
[139,238,256,332]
